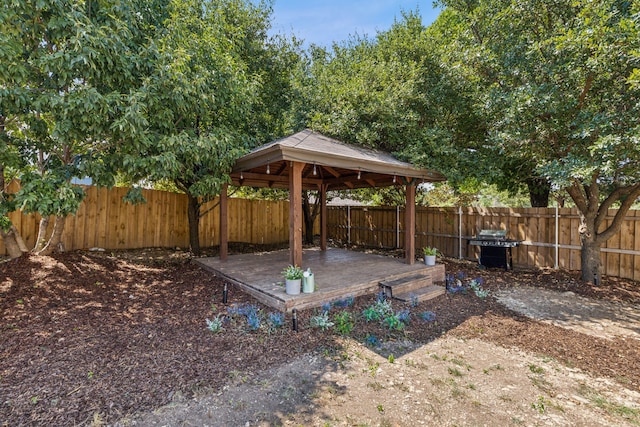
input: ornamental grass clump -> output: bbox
[226,303,262,331]
[332,296,355,308]
[266,312,284,333]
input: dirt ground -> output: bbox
[1,247,639,426]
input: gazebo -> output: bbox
[217,129,446,266]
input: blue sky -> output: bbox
[269,0,442,47]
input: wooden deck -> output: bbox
[195,248,445,312]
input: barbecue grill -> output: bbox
[468,229,521,270]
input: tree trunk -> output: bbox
[12,225,28,253]
[581,236,602,285]
[526,177,551,207]
[33,216,50,252]
[1,225,27,259]
[36,215,67,256]
[187,193,201,256]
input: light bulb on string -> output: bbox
[266,164,270,175]
[393,174,396,183]
[357,169,361,180]
[313,163,317,176]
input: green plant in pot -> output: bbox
[282,265,304,295]
[422,247,438,266]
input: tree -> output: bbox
[304,12,484,196]
[437,0,640,282]
[0,0,150,256]
[117,0,302,255]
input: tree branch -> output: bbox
[596,185,626,226]
[200,187,238,218]
[597,183,640,243]
[585,173,600,214]
[577,73,593,110]
[566,179,588,213]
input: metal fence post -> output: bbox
[555,205,559,269]
[396,206,400,249]
[347,205,351,246]
[458,206,463,259]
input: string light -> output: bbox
[266,164,270,174]
[240,171,243,180]
[393,174,396,183]
[357,169,361,180]
[313,163,317,176]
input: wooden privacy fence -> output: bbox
[326,206,640,281]
[1,185,290,254]
[3,183,639,281]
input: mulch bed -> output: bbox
[1,247,638,426]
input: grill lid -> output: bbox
[477,229,507,240]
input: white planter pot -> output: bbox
[285,278,301,295]
[424,255,436,266]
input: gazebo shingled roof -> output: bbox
[218,129,446,267]
[229,129,446,190]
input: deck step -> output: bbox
[379,273,433,299]
[394,284,446,303]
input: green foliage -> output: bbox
[112,0,303,253]
[332,311,354,335]
[422,246,438,256]
[205,316,224,333]
[435,0,640,278]
[282,265,304,280]
[0,0,157,250]
[310,311,334,330]
[362,299,394,323]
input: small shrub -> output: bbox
[226,303,262,331]
[310,311,334,330]
[332,296,355,308]
[396,309,411,325]
[321,301,332,312]
[446,274,489,299]
[227,303,259,317]
[469,279,489,299]
[267,312,284,331]
[419,311,436,322]
[333,311,354,335]
[362,299,394,322]
[246,311,262,331]
[365,334,380,347]
[205,315,224,333]
[409,293,419,307]
[382,313,405,331]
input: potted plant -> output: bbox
[422,246,438,266]
[282,265,304,295]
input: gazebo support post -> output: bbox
[404,182,416,265]
[320,183,328,251]
[219,183,228,261]
[289,161,304,267]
